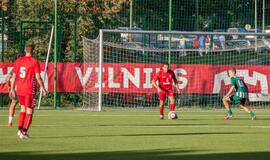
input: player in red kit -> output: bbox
[152,63,180,119]
[9,44,47,139]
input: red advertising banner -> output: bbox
[0,62,269,95]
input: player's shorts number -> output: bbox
[19,67,26,78]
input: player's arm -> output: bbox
[224,85,235,98]
[9,63,18,98]
[9,73,16,98]
[34,61,47,96]
[225,77,237,98]
[35,73,47,96]
[172,72,180,93]
[151,74,162,93]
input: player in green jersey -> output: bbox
[223,68,256,120]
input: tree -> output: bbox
[10,0,129,61]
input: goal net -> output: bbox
[82,30,270,111]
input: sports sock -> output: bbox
[227,109,233,115]
[159,105,164,116]
[23,114,33,132]
[249,111,255,117]
[170,104,175,111]
[8,116,13,124]
[18,112,26,130]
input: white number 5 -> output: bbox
[19,67,26,78]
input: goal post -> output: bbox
[82,29,270,111]
[98,30,103,112]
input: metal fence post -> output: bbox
[54,0,58,109]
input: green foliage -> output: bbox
[133,0,270,31]
[7,0,129,62]
[3,0,130,107]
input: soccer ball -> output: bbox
[168,111,178,120]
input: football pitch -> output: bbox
[1,109,270,160]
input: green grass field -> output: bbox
[1,109,270,160]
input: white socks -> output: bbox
[8,116,13,124]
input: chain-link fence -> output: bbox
[1,0,270,108]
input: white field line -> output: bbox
[1,124,270,129]
[1,114,270,117]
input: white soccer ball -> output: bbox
[168,111,178,120]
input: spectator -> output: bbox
[219,35,226,49]
[214,42,220,50]
[205,35,211,50]
[199,35,206,49]
[179,35,187,56]
[198,35,206,56]
[179,35,186,49]
[193,35,199,49]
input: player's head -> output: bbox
[227,68,236,77]
[24,44,34,54]
[162,63,169,73]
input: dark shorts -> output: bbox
[230,95,246,105]
[17,94,35,108]
[159,90,174,101]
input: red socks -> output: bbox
[160,104,175,115]
[18,112,33,132]
[18,112,26,129]
[159,105,164,116]
[23,114,33,131]
[170,104,175,111]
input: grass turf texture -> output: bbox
[0,109,270,160]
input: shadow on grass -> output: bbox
[1,149,270,160]
[34,131,242,139]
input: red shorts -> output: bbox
[159,90,174,101]
[17,94,35,108]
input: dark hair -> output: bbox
[25,44,35,50]
[228,68,236,74]
[24,44,35,54]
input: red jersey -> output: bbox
[153,69,177,91]
[13,56,41,95]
